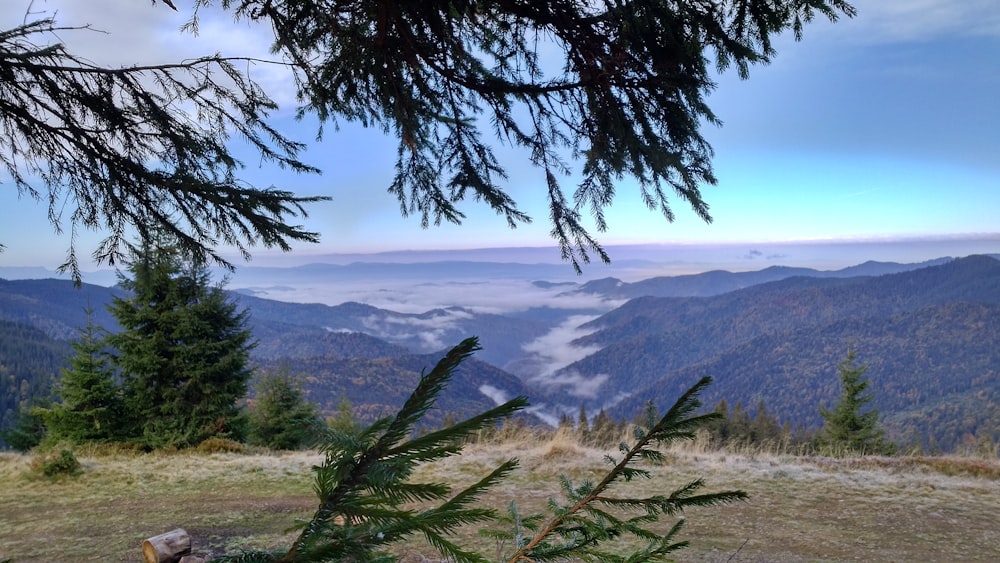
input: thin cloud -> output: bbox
[238,277,622,316]
[807,0,1000,43]
[537,370,610,400]
[479,384,509,406]
[520,316,612,399]
[358,309,474,351]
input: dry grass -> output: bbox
[1,435,999,562]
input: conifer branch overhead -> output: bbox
[189,0,854,271]
[0,17,327,281]
[5,1,854,274]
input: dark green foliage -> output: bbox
[248,367,324,450]
[0,318,70,444]
[36,310,124,443]
[0,17,327,280]
[107,239,255,449]
[211,337,528,562]
[484,376,747,562]
[34,448,81,478]
[706,399,798,449]
[819,350,895,456]
[1,404,47,452]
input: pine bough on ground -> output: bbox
[211,337,747,562]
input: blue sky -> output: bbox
[1,0,998,271]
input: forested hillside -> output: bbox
[0,279,121,339]
[231,293,559,369]
[559,256,1000,450]
[0,320,72,435]
[255,352,534,427]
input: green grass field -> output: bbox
[2,438,998,562]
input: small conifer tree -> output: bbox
[485,376,747,562]
[108,237,255,448]
[325,393,361,436]
[248,367,324,450]
[577,403,590,436]
[38,309,123,443]
[819,350,895,456]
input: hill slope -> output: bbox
[555,256,1000,450]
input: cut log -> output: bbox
[142,528,192,563]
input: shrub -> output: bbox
[33,449,82,478]
[196,437,247,455]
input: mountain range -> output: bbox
[2,254,998,451]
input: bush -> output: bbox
[33,449,82,478]
[195,437,246,455]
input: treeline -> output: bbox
[534,352,902,457]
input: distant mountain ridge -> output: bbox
[569,257,953,299]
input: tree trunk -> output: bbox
[142,528,192,563]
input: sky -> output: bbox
[1,0,998,273]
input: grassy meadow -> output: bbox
[1,435,998,562]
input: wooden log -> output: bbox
[142,528,192,563]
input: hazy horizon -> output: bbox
[2,237,996,317]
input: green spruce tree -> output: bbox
[38,309,123,443]
[751,400,782,445]
[108,238,254,448]
[576,403,590,438]
[819,350,894,456]
[326,394,361,437]
[248,366,324,450]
